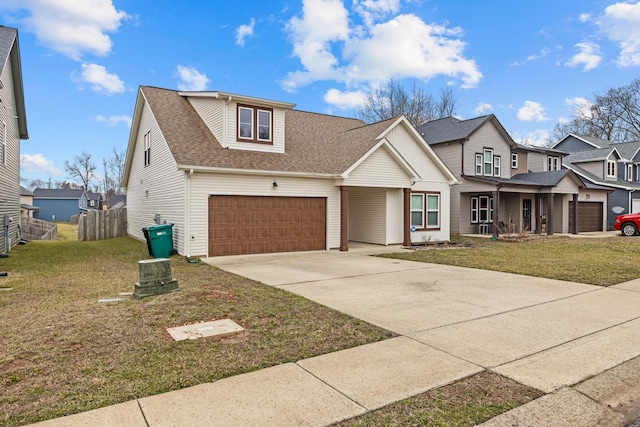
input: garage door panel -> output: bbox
[569,201,603,232]
[209,195,326,256]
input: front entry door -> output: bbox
[523,199,532,232]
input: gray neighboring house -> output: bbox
[0,26,28,253]
[19,185,38,218]
[417,115,609,236]
[552,134,640,229]
[32,188,89,222]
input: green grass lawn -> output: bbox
[0,225,395,426]
[1,228,586,427]
[379,235,640,287]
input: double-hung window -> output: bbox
[476,149,500,177]
[143,131,151,166]
[511,153,518,169]
[411,193,440,230]
[607,159,616,178]
[547,156,560,171]
[238,105,273,143]
[471,196,493,224]
[628,164,633,181]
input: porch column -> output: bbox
[572,194,579,234]
[492,190,500,238]
[535,194,542,234]
[340,186,349,251]
[403,188,411,246]
[546,194,554,235]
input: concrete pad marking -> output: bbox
[493,318,640,393]
[166,319,244,341]
[138,363,366,427]
[574,355,640,423]
[28,401,147,427]
[296,336,482,410]
[411,288,640,367]
[477,388,625,427]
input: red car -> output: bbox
[614,212,640,236]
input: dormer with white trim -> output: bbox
[180,91,295,154]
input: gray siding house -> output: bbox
[417,116,609,236]
[0,26,28,254]
[552,134,640,229]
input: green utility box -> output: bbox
[143,224,175,258]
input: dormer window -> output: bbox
[238,105,272,144]
[547,156,560,171]
[607,159,616,178]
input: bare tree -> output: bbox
[107,147,126,195]
[64,151,96,190]
[356,78,458,127]
[552,78,640,143]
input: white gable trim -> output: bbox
[377,116,458,184]
[341,138,418,182]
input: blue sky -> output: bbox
[3,0,640,187]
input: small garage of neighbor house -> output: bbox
[569,201,603,232]
[208,195,327,256]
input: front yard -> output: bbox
[380,234,640,287]
[2,228,635,426]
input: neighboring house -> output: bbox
[87,192,103,210]
[417,115,609,236]
[32,188,89,221]
[552,134,640,229]
[19,185,38,218]
[108,194,126,209]
[0,26,28,254]
[123,86,458,257]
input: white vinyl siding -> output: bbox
[344,145,412,188]
[126,102,186,253]
[386,188,403,244]
[348,187,386,245]
[188,173,340,256]
[186,96,225,146]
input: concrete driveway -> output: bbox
[206,243,640,395]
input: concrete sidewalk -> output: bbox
[29,245,640,426]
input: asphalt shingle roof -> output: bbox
[0,26,16,77]
[416,116,493,145]
[141,86,399,175]
[33,188,85,199]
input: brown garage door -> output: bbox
[209,195,326,256]
[569,201,603,232]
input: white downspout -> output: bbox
[185,168,194,257]
[223,95,232,148]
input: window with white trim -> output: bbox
[143,131,151,166]
[237,104,272,143]
[511,153,518,169]
[547,156,560,171]
[628,164,633,181]
[475,149,501,177]
[471,196,493,224]
[607,159,616,178]
[411,193,440,230]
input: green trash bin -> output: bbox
[146,224,175,258]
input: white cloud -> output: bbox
[96,114,132,127]
[579,13,591,23]
[20,153,61,175]
[512,129,551,147]
[517,101,548,122]
[1,0,129,60]
[597,2,640,66]
[565,42,602,71]
[176,65,210,91]
[474,102,493,115]
[526,48,549,62]
[73,63,125,95]
[283,0,481,92]
[564,96,594,118]
[235,18,255,47]
[323,88,367,109]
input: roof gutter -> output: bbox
[176,164,337,179]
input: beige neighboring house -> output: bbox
[19,185,38,218]
[122,86,458,257]
[0,26,28,254]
